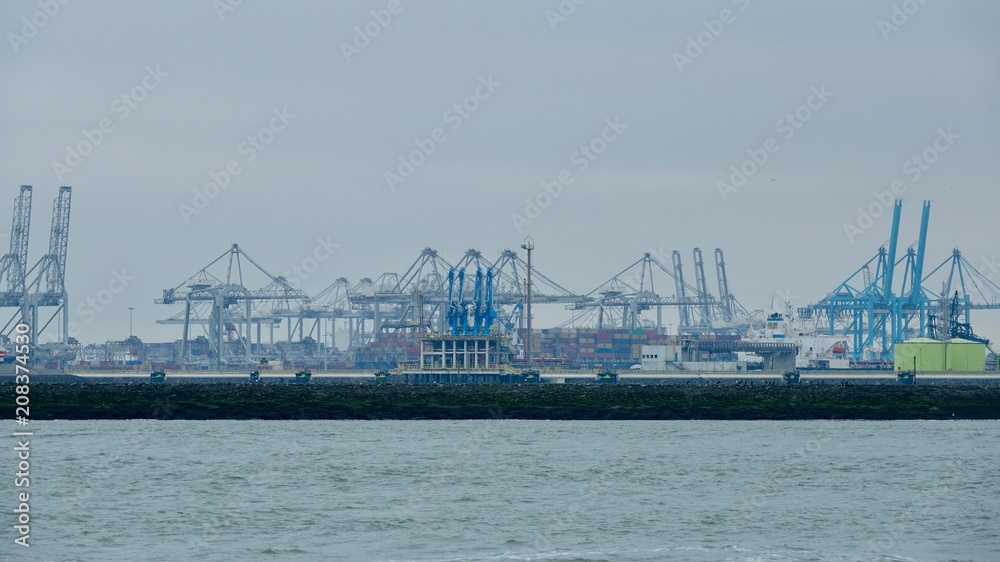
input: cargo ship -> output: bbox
[745,311,850,369]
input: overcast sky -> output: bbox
[2,0,998,345]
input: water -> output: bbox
[8,420,999,561]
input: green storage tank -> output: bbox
[946,338,986,372]
[894,338,947,372]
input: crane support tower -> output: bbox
[0,186,32,309]
[22,187,72,346]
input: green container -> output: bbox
[893,338,946,372]
[945,338,987,371]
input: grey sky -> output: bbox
[2,0,998,345]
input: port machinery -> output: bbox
[800,199,1000,360]
[296,246,757,353]
[155,244,311,369]
[151,242,757,368]
[0,185,73,358]
[443,265,498,337]
[341,247,584,346]
[565,248,756,334]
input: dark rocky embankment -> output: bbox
[5,382,999,420]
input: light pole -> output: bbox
[128,307,134,338]
[521,237,534,370]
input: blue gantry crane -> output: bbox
[444,265,498,336]
[471,267,484,335]
[469,266,498,335]
[801,200,931,360]
[457,268,469,335]
[802,199,1000,361]
[483,268,497,334]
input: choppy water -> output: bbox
[7,420,999,561]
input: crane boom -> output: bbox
[672,250,690,329]
[0,186,32,303]
[714,248,732,322]
[20,186,72,347]
[693,247,711,326]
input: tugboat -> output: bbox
[520,369,541,383]
[596,369,618,383]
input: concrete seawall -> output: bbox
[7,382,1000,420]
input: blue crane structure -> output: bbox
[801,199,1000,360]
[483,268,497,334]
[471,267,484,335]
[458,268,468,335]
[444,265,498,336]
[445,268,459,335]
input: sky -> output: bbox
[1,0,998,346]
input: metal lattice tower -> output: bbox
[568,250,753,334]
[318,277,373,350]
[155,244,311,369]
[23,186,72,346]
[569,253,700,331]
[692,248,712,327]
[799,200,999,360]
[714,248,734,323]
[671,250,691,329]
[341,247,585,355]
[0,186,32,308]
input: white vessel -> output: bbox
[746,307,850,369]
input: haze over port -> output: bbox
[2,0,998,347]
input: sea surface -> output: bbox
[7,420,1000,561]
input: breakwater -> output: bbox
[6,382,999,420]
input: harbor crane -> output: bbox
[21,187,72,346]
[802,199,1000,360]
[156,244,311,369]
[0,186,32,314]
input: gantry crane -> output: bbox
[156,244,310,369]
[22,186,72,345]
[0,186,32,313]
